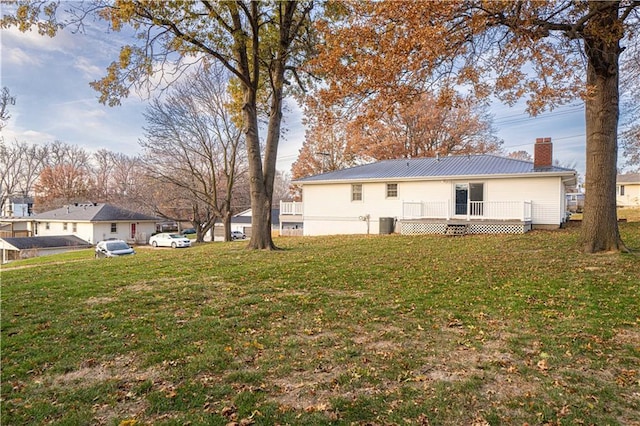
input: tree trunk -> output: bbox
[580,1,625,253]
[244,96,277,250]
[223,212,232,242]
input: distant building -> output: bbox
[0,235,92,263]
[1,195,34,217]
[616,173,640,207]
[31,203,160,244]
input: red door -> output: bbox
[130,223,137,240]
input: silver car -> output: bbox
[95,240,135,258]
[149,233,192,248]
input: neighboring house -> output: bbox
[0,235,93,263]
[0,218,32,238]
[279,201,304,236]
[616,173,640,207]
[1,195,34,217]
[290,138,577,236]
[212,208,282,239]
[566,192,585,213]
[30,203,160,244]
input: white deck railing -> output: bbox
[403,200,532,221]
[280,201,304,215]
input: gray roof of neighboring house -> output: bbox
[229,208,280,226]
[1,235,92,250]
[32,203,160,222]
[617,173,640,184]
[6,195,34,204]
[293,154,575,183]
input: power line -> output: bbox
[494,106,584,127]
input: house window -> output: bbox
[63,222,68,231]
[111,223,117,233]
[619,185,625,196]
[72,223,77,233]
[386,183,398,198]
[351,184,363,202]
[45,222,50,230]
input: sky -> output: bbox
[1,12,608,181]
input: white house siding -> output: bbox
[482,176,565,227]
[617,183,640,207]
[35,220,155,244]
[303,182,400,236]
[92,222,155,244]
[302,176,566,236]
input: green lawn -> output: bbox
[2,224,639,425]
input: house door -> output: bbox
[455,183,484,216]
[130,223,136,240]
[455,184,468,215]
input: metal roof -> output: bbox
[293,154,575,183]
[229,208,280,226]
[32,203,160,222]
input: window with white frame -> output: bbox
[45,222,50,230]
[110,223,117,233]
[72,223,77,233]
[386,183,398,198]
[63,222,68,231]
[619,185,625,196]
[351,184,363,202]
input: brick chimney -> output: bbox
[534,137,553,169]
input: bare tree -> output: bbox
[92,149,115,202]
[141,65,246,242]
[0,87,16,131]
[272,170,293,205]
[507,151,533,162]
[0,140,48,212]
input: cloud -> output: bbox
[73,56,104,80]
[1,26,73,53]
[1,46,42,67]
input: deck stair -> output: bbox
[445,224,468,236]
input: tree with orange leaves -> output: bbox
[291,111,356,179]
[34,164,94,212]
[309,1,639,253]
[343,93,502,162]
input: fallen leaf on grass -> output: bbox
[537,359,549,371]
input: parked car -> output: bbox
[181,228,196,235]
[231,231,246,240]
[95,239,135,258]
[149,233,192,248]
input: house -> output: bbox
[616,173,640,207]
[30,203,160,244]
[279,201,304,236]
[0,235,93,264]
[212,208,281,239]
[289,138,577,236]
[1,195,34,217]
[566,192,585,213]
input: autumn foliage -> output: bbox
[34,164,93,212]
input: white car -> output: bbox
[231,231,246,240]
[149,233,192,248]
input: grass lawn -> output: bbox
[1,223,639,425]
